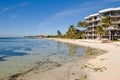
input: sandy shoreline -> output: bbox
[18,38,120,80]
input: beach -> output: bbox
[18,38,120,80]
[1,1,120,80]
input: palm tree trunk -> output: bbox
[109,29,111,40]
[100,34,101,40]
[97,34,100,40]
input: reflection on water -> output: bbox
[0,38,86,80]
[56,41,85,57]
[66,43,77,56]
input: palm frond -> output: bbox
[77,21,87,27]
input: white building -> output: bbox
[84,7,120,40]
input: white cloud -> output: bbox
[55,9,82,16]
[0,2,29,14]
[39,0,116,30]
[38,7,94,29]
[55,7,95,17]
[2,7,15,13]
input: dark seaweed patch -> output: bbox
[0,50,28,61]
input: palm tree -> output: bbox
[57,30,62,37]
[96,25,105,40]
[102,16,114,40]
[77,21,88,28]
[77,21,88,39]
[66,25,77,39]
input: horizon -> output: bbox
[0,0,120,37]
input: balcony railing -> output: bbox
[87,18,100,22]
[103,26,120,30]
[113,20,120,24]
[87,34,96,36]
[111,13,120,17]
[101,14,120,18]
[87,25,93,27]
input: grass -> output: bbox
[79,75,87,80]
[93,67,103,72]
[81,63,107,72]
[81,65,88,69]
[112,40,120,42]
[75,75,87,80]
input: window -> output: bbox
[103,12,111,17]
[94,17,97,20]
[117,11,120,16]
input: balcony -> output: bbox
[93,18,101,21]
[87,34,92,36]
[87,25,93,28]
[101,13,120,18]
[94,24,100,26]
[87,18,100,23]
[103,26,120,30]
[87,34,95,36]
[113,20,120,24]
[111,15,120,17]
[87,29,95,32]
[111,12,120,17]
[87,24,100,28]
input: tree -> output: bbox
[57,30,62,37]
[77,21,87,39]
[80,32,86,39]
[96,25,105,40]
[77,21,88,28]
[74,32,86,39]
[66,25,77,39]
[102,16,114,40]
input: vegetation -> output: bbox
[44,16,120,41]
[81,63,107,72]
[46,30,63,38]
[45,21,88,39]
[95,25,106,40]
[112,40,120,42]
[77,21,87,28]
[79,75,87,80]
[65,25,78,39]
[101,16,116,40]
[57,30,62,38]
[80,32,86,39]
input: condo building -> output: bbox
[84,7,120,40]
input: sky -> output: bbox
[0,0,120,37]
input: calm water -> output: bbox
[0,37,86,80]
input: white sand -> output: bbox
[20,38,120,80]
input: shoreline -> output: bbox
[16,38,119,80]
[49,38,120,80]
[0,38,91,80]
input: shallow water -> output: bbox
[0,38,86,80]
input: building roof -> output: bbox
[99,7,120,13]
[84,7,120,20]
[84,13,99,20]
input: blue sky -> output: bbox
[0,0,120,37]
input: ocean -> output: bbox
[0,37,86,80]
